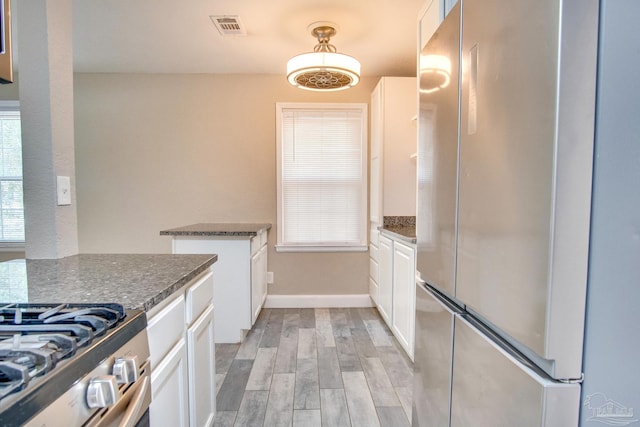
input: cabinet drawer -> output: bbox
[259,228,268,248]
[370,244,379,262]
[370,257,379,284]
[148,294,185,369]
[185,270,214,325]
[251,236,260,256]
[370,229,380,247]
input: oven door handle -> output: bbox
[118,375,149,427]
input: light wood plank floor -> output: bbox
[214,308,413,427]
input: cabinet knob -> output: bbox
[86,375,120,408]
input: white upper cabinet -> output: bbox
[419,0,443,50]
[419,0,459,50]
[369,76,418,226]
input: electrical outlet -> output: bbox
[267,272,274,284]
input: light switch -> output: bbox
[56,176,71,206]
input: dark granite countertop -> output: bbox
[160,223,272,237]
[0,254,217,312]
[379,225,417,244]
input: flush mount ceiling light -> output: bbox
[287,22,361,91]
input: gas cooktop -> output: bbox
[0,303,147,426]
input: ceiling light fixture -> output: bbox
[287,23,361,91]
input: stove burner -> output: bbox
[0,361,29,399]
[0,303,127,402]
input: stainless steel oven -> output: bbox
[0,304,151,427]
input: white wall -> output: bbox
[73,73,377,295]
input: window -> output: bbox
[276,103,368,252]
[0,102,24,245]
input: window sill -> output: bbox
[0,243,25,252]
[275,245,368,253]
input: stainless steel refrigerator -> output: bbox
[413,0,610,425]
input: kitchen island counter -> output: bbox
[160,222,271,237]
[0,253,217,311]
[161,222,271,342]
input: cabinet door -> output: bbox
[173,238,252,343]
[377,235,393,324]
[370,81,383,225]
[150,338,189,427]
[392,241,417,359]
[250,246,267,326]
[259,245,268,308]
[369,249,379,304]
[369,276,379,306]
[187,305,215,427]
[251,251,262,325]
[419,0,443,51]
[147,294,185,370]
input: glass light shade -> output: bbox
[287,51,361,91]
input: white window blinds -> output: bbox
[0,106,24,243]
[276,103,368,251]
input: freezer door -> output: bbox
[416,2,461,298]
[456,0,597,379]
[412,283,458,427]
[450,316,580,427]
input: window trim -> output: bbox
[0,100,25,249]
[275,102,368,252]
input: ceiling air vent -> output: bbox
[210,15,247,36]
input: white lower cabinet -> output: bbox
[377,235,394,324]
[369,230,380,304]
[187,305,215,427]
[375,233,416,360]
[150,338,189,427]
[171,228,268,343]
[148,269,216,427]
[391,240,417,358]
[251,244,267,325]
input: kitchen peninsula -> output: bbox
[161,223,271,343]
[0,254,217,311]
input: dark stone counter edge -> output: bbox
[138,254,218,312]
[379,227,417,244]
[160,224,272,237]
[160,230,261,237]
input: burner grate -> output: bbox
[0,303,127,402]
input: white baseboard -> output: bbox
[264,294,374,308]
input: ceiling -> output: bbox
[11,0,425,77]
